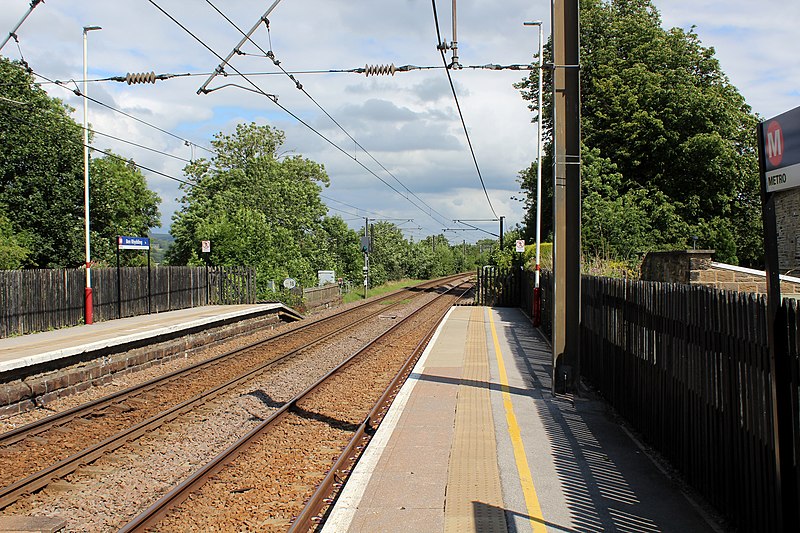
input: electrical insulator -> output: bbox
[363,63,397,77]
[125,71,157,85]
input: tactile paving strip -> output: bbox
[443,306,507,532]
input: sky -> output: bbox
[1,0,798,244]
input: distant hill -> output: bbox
[149,232,174,264]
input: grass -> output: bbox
[342,279,426,304]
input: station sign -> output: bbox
[117,236,150,250]
[763,105,800,192]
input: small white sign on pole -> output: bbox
[515,239,526,253]
[201,240,211,253]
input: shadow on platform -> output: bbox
[492,307,697,533]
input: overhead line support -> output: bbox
[0,0,44,52]
[197,0,285,95]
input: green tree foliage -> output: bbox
[89,153,161,265]
[167,123,486,292]
[403,234,487,279]
[0,213,31,269]
[0,58,162,269]
[0,58,83,267]
[516,0,761,267]
[319,216,362,284]
[367,221,408,285]
[166,123,335,288]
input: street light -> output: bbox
[83,24,101,325]
[524,20,544,325]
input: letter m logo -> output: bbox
[767,130,783,158]
[766,120,784,167]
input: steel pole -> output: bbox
[524,20,545,326]
[757,121,800,531]
[535,23,544,288]
[82,27,101,324]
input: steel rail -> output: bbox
[118,278,470,532]
[0,275,463,448]
[0,276,464,510]
[289,284,470,531]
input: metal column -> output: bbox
[757,120,800,532]
[551,0,581,393]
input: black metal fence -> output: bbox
[519,269,553,339]
[480,267,799,530]
[579,276,798,532]
[0,266,256,338]
[474,267,523,307]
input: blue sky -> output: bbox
[1,1,797,243]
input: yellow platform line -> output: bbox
[488,308,546,533]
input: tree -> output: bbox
[318,215,362,283]
[167,122,331,289]
[89,152,161,265]
[0,213,31,269]
[0,58,83,267]
[0,58,162,268]
[367,221,408,285]
[516,0,762,267]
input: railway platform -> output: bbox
[0,303,298,379]
[323,306,721,533]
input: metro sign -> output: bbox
[763,105,800,192]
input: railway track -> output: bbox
[0,275,469,529]
[120,280,471,532]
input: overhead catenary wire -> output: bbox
[452,219,498,237]
[320,194,385,218]
[91,129,194,164]
[430,0,498,219]
[3,43,215,156]
[203,0,452,228]
[1,80,199,168]
[6,65,439,232]
[322,194,441,235]
[324,204,364,219]
[0,105,194,187]
[0,63,535,90]
[24,67,215,155]
[147,0,455,233]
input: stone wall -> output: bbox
[641,250,800,295]
[640,250,715,284]
[302,285,342,313]
[775,187,800,272]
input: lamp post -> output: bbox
[83,25,101,325]
[524,20,544,326]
